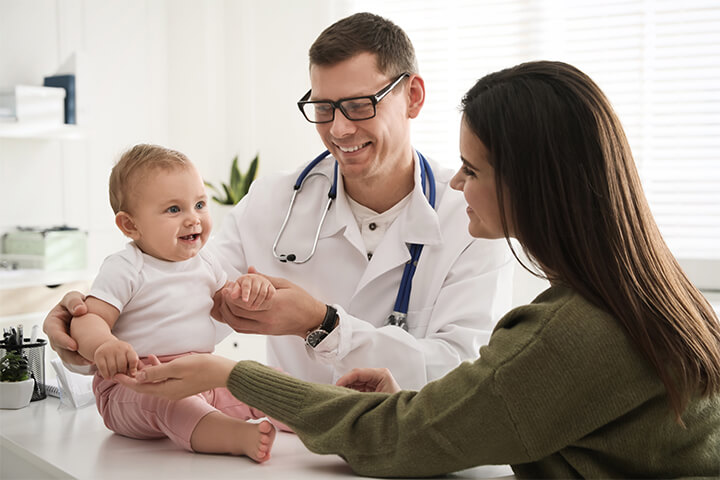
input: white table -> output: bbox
[1,397,515,479]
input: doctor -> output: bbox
[44,12,513,389]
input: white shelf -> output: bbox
[0,269,91,290]
[0,122,84,140]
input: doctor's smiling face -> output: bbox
[115,165,212,262]
[451,117,510,240]
[309,52,424,195]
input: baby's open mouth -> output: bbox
[180,234,200,241]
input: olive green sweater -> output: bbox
[227,286,720,478]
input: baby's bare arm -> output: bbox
[70,297,138,378]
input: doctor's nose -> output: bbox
[328,110,357,138]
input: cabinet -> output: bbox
[0,123,89,368]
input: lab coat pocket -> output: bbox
[406,306,433,337]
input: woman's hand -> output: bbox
[336,368,402,394]
[115,354,237,400]
[43,291,93,366]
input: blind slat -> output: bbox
[354,0,720,260]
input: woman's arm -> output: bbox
[117,353,528,477]
[117,353,236,399]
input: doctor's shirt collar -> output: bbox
[326,150,443,247]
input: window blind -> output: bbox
[352,0,720,265]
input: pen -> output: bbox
[30,325,39,343]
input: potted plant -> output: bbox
[204,153,259,228]
[205,153,259,206]
[0,350,35,409]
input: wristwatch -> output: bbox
[305,304,338,348]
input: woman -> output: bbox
[118,61,720,478]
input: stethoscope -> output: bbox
[272,149,436,331]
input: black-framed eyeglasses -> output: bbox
[297,73,410,124]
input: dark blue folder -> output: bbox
[43,74,76,124]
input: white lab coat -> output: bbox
[210,152,514,390]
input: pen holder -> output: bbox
[0,339,47,401]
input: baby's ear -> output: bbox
[115,211,140,239]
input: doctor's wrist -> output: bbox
[296,300,329,337]
[304,304,339,348]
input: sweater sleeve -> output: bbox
[227,359,530,477]
[226,286,669,477]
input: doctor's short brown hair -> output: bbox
[309,12,418,78]
[109,144,192,214]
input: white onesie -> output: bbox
[89,242,228,357]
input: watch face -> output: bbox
[306,329,328,348]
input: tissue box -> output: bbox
[2,228,87,271]
[0,85,66,126]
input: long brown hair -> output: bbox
[461,61,720,421]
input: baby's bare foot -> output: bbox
[241,419,276,463]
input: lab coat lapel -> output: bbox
[318,160,366,258]
[353,154,443,295]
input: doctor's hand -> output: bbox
[336,368,402,394]
[43,291,94,366]
[212,267,326,337]
[115,354,236,401]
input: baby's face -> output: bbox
[128,165,212,262]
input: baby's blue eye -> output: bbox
[167,205,180,213]
[195,201,206,210]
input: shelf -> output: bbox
[0,269,91,290]
[0,122,84,140]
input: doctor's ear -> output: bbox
[115,211,140,239]
[406,74,425,119]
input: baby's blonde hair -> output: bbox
[109,144,192,214]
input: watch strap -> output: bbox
[319,304,338,333]
[305,304,338,348]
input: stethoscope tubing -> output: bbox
[273,149,436,329]
[273,150,337,264]
[390,152,435,326]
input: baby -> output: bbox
[71,144,275,461]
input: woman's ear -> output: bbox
[406,74,425,119]
[115,211,140,240]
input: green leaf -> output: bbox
[240,154,259,199]
[205,153,261,205]
[229,156,241,190]
[220,183,234,205]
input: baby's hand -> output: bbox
[94,339,139,379]
[232,272,276,311]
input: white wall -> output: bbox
[0,0,353,272]
[1,0,545,326]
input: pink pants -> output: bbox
[93,354,288,451]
